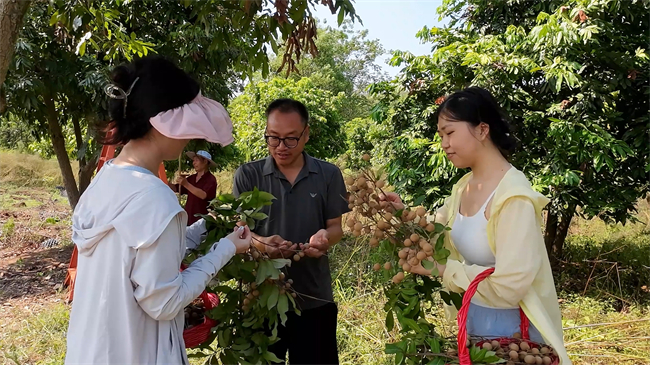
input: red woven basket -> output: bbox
[180,264,220,348]
[455,268,560,365]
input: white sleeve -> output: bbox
[185,218,207,252]
[131,214,236,321]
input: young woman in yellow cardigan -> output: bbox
[383,87,571,364]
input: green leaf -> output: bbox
[395,352,405,365]
[218,194,236,203]
[337,9,345,26]
[271,258,291,269]
[250,212,268,220]
[267,286,280,309]
[385,343,403,354]
[278,294,289,325]
[385,310,395,331]
[421,259,434,271]
[262,350,282,363]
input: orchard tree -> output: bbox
[229,77,347,163]
[0,0,31,113]
[269,22,388,120]
[2,0,360,209]
[371,0,649,260]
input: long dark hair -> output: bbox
[102,56,200,145]
[434,87,516,157]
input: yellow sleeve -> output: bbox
[434,196,452,225]
[442,197,543,308]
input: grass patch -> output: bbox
[0,303,69,365]
[561,295,649,365]
[0,150,77,189]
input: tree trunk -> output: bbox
[71,117,97,195]
[0,0,31,113]
[44,94,80,209]
[544,203,577,263]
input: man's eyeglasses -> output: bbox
[264,127,307,149]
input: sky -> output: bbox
[312,0,449,77]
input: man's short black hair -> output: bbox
[265,98,309,125]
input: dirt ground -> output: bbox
[0,187,74,323]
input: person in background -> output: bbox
[233,99,349,364]
[382,87,571,364]
[169,150,218,225]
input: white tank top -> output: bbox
[450,189,497,267]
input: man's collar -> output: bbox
[262,152,318,176]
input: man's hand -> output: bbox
[265,235,298,259]
[300,229,329,258]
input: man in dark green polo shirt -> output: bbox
[233,98,349,364]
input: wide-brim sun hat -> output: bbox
[186,150,217,169]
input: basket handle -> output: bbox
[457,268,530,365]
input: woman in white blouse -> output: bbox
[65,56,250,365]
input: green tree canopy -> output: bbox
[372,0,649,258]
[2,0,360,208]
[229,77,347,163]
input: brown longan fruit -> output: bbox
[416,251,427,260]
[362,154,371,161]
[373,263,381,271]
[369,238,379,247]
[374,230,385,239]
[482,343,493,350]
[384,212,393,221]
[402,263,411,272]
[298,251,305,258]
[509,351,519,360]
[540,347,550,355]
[520,342,530,351]
[524,355,536,364]
[418,217,428,227]
[354,222,363,231]
[293,254,300,261]
[291,293,297,298]
[410,233,420,242]
[491,340,500,349]
[535,356,543,365]
[409,257,420,266]
[384,262,392,270]
[531,348,540,355]
[416,207,426,217]
[252,290,260,297]
[243,298,250,305]
[345,177,355,186]
[392,272,404,283]
[398,249,408,259]
[398,259,406,266]
[513,332,522,339]
[352,230,361,237]
[403,238,413,247]
[542,356,552,365]
[425,223,435,232]
[376,180,385,188]
[509,343,519,352]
